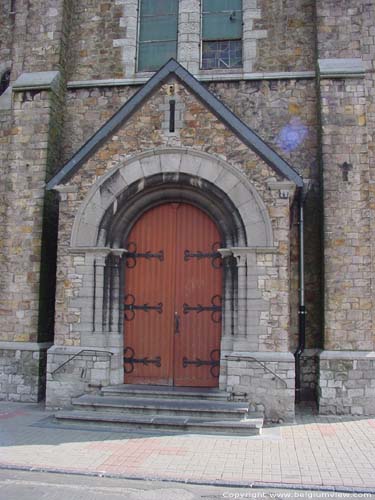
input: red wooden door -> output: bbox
[123,203,222,387]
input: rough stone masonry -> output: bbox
[0,0,374,419]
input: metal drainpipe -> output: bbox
[295,187,306,404]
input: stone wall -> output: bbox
[0,342,51,402]
[64,0,316,81]
[10,0,66,81]
[61,86,137,163]
[316,0,374,353]
[226,352,295,422]
[300,349,320,401]
[0,107,12,303]
[208,79,321,350]
[254,0,315,72]
[67,0,125,81]
[0,90,50,342]
[315,0,375,415]
[46,346,122,408]
[319,352,375,416]
[320,76,371,351]
[0,2,13,78]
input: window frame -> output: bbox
[136,0,179,73]
[200,0,243,71]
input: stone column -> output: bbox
[316,0,375,414]
[113,0,138,77]
[0,71,61,402]
[231,248,270,352]
[224,247,295,421]
[217,249,234,390]
[46,247,126,408]
[178,0,200,74]
[232,249,248,347]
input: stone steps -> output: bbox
[54,385,264,435]
[69,394,249,419]
[55,410,263,435]
[102,384,228,400]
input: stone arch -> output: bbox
[71,148,273,249]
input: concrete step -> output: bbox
[71,394,249,420]
[54,410,263,436]
[102,384,228,400]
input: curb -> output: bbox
[1,463,375,495]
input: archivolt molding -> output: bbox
[70,148,274,249]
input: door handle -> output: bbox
[174,312,180,334]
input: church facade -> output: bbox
[0,0,374,420]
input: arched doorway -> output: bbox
[123,202,223,387]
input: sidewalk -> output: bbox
[0,401,375,493]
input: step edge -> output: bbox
[55,411,263,428]
[72,395,248,410]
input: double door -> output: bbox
[123,202,223,387]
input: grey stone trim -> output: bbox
[47,345,119,356]
[320,350,375,360]
[267,181,296,191]
[69,148,274,248]
[267,181,297,201]
[318,58,365,79]
[68,247,127,255]
[113,0,138,77]
[55,185,78,193]
[199,71,315,81]
[302,348,322,357]
[67,71,316,89]
[160,91,185,135]
[0,341,53,351]
[228,351,295,362]
[229,246,278,254]
[12,71,61,92]
[177,0,200,74]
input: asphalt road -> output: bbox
[0,469,372,500]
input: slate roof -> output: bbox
[47,59,304,189]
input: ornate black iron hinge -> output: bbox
[184,241,222,269]
[123,347,161,374]
[182,349,220,378]
[126,242,164,268]
[124,293,163,321]
[183,294,222,323]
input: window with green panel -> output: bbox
[201,0,243,70]
[137,0,178,72]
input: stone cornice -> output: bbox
[12,71,61,93]
[0,341,53,351]
[318,58,365,79]
[67,70,316,89]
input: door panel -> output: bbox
[124,204,177,385]
[124,203,222,387]
[174,204,222,387]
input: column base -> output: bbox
[46,345,123,408]
[225,351,295,422]
[318,350,375,415]
[0,341,52,402]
